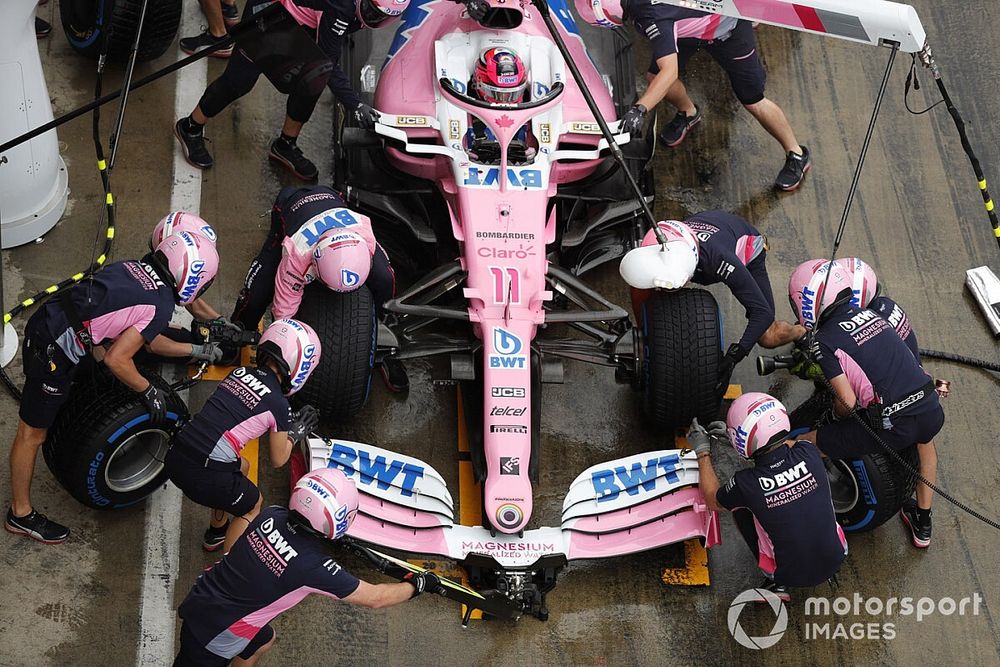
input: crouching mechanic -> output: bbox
[789,260,944,548]
[6,232,219,543]
[629,211,806,395]
[691,393,847,601]
[231,185,408,391]
[166,319,322,554]
[174,468,445,666]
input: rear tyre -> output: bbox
[642,288,722,429]
[43,370,187,509]
[790,389,919,532]
[293,284,376,423]
[59,0,182,62]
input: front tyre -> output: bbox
[641,288,722,429]
[293,284,376,423]
[43,371,188,509]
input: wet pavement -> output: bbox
[1,0,999,665]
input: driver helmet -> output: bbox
[636,220,700,288]
[256,318,322,395]
[726,392,791,459]
[576,0,625,27]
[474,48,528,104]
[150,211,217,250]
[312,231,372,293]
[836,257,880,309]
[787,258,854,330]
[289,468,359,540]
[356,0,409,29]
[154,231,220,306]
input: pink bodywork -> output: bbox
[374,0,617,533]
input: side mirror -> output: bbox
[619,243,696,290]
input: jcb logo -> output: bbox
[395,115,428,126]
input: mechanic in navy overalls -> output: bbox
[788,260,944,549]
[174,0,411,181]
[5,233,219,544]
[174,468,444,666]
[230,185,408,391]
[632,211,806,395]
[166,319,322,554]
[578,0,810,191]
[691,393,847,601]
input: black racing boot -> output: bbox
[754,579,791,603]
[203,521,229,552]
[900,499,932,548]
[5,508,69,544]
[658,106,703,147]
[775,145,811,191]
[175,118,214,169]
[179,29,233,58]
[268,137,319,181]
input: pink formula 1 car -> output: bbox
[291,0,929,618]
[290,0,724,618]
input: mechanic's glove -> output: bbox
[211,316,243,333]
[140,383,168,426]
[462,0,489,21]
[287,405,320,444]
[353,103,380,131]
[789,357,824,382]
[190,342,225,364]
[687,418,728,455]
[715,344,746,396]
[404,571,447,598]
[620,104,648,137]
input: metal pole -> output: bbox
[530,0,667,245]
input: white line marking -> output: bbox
[137,3,206,664]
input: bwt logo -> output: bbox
[179,260,206,301]
[306,479,330,499]
[341,269,360,288]
[494,327,522,356]
[293,344,317,387]
[327,443,424,497]
[733,426,749,452]
[297,209,360,247]
[591,454,680,502]
[758,461,809,492]
[333,504,350,537]
[838,309,878,332]
[800,286,818,326]
[752,400,776,416]
[199,225,217,242]
[463,167,543,189]
[489,327,526,369]
[258,517,299,562]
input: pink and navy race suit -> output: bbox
[38,259,175,364]
[868,295,919,360]
[177,506,360,659]
[813,302,943,459]
[173,366,291,465]
[717,441,847,587]
[231,186,395,330]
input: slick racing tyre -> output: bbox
[60,0,182,62]
[42,370,187,509]
[293,284,376,423]
[642,288,722,429]
[790,390,919,532]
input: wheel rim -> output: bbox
[825,459,860,514]
[105,428,171,494]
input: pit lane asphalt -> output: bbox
[2,1,999,664]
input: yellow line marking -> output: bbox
[661,540,711,586]
[455,392,483,620]
[723,383,742,400]
[243,438,259,485]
